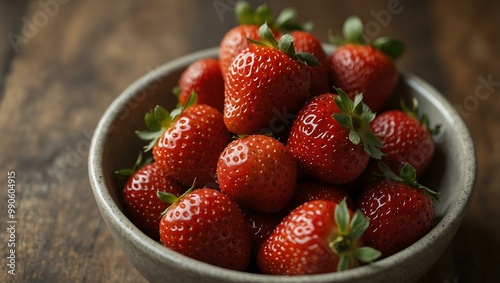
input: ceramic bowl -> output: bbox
[88,46,477,283]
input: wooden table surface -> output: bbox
[1,0,498,282]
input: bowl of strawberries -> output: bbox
[88,2,476,283]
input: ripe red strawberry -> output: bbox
[137,94,232,187]
[115,154,185,241]
[217,134,297,213]
[287,179,354,212]
[219,1,310,76]
[287,89,383,185]
[290,30,330,96]
[175,58,224,112]
[328,16,404,112]
[158,187,251,271]
[257,199,380,275]
[357,163,439,257]
[224,23,319,135]
[370,98,440,177]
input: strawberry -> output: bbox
[224,23,319,135]
[158,187,251,271]
[175,58,225,112]
[370,98,440,177]
[357,163,439,257]
[290,30,330,96]
[328,16,404,112]
[287,89,383,185]
[115,153,185,241]
[257,199,380,275]
[137,94,232,187]
[287,179,354,212]
[217,134,297,213]
[219,1,311,76]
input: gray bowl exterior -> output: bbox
[88,46,477,283]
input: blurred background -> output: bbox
[1,0,498,282]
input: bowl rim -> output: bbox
[88,45,477,282]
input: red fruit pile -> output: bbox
[116,1,442,276]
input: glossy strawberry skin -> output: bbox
[224,45,311,135]
[328,44,398,112]
[122,162,185,241]
[257,200,355,275]
[357,179,435,257]
[291,31,330,96]
[159,188,250,271]
[287,94,370,184]
[219,25,281,77]
[217,135,297,213]
[153,104,232,187]
[178,58,225,112]
[370,110,435,177]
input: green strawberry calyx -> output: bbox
[136,92,198,151]
[235,1,312,32]
[248,22,320,66]
[114,151,153,178]
[332,87,384,159]
[401,97,441,136]
[330,199,381,271]
[378,162,440,200]
[328,15,404,60]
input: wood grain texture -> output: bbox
[0,0,497,282]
